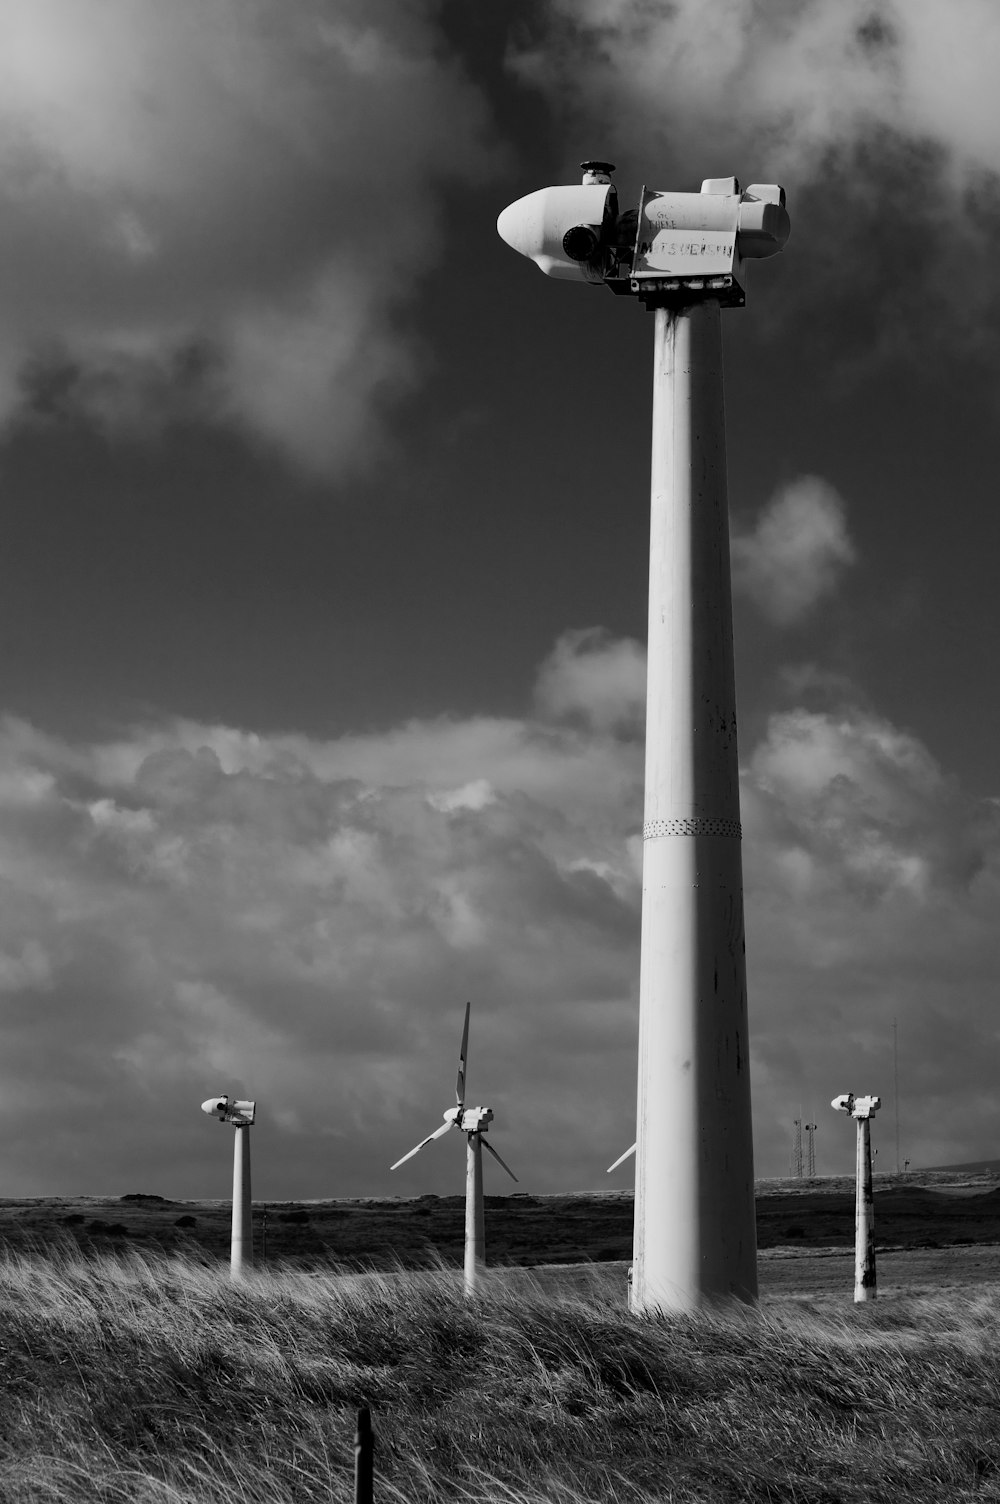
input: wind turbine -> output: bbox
[391,1002,518,1295]
[201,1094,256,1279]
[832,1092,881,1302]
[498,162,789,1312]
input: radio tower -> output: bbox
[893,1017,901,1174]
[805,1122,817,1178]
[791,1118,803,1178]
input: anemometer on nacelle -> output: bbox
[496,162,790,309]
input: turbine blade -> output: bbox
[390,1121,452,1171]
[481,1135,518,1183]
[456,1000,470,1107]
[606,1142,637,1174]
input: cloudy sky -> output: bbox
[0,0,998,1201]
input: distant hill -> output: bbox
[918,1159,1000,1173]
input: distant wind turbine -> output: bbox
[390,1002,518,1295]
[201,1094,256,1279]
[832,1092,881,1302]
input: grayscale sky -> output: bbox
[0,0,997,1197]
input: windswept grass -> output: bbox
[0,1246,998,1501]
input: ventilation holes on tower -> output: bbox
[642,817,742,840]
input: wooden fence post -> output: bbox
[354,1406,374,1504]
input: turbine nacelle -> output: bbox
[831,1093,881,1120]
[461,1105,494,1134]
[441,1104,493,1133]
[202,1095,256,1127]
[497,164,790,308]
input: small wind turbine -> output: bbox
[832,1092,880,1302]
[391,1002,518,1295]
[202,1094,256,1279]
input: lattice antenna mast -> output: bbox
[893,1018,901,1174]
[791,1118,803,1179]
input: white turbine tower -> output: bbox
[201,1094,256,1279]
[498,161,789,1312]
[391,1002,518,1295]
[832,1092,881,1302]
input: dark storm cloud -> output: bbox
[0,0,505,472]
[511,0,1000,368]
[512,0,1000,182]
[744,702,1000,1173]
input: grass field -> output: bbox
[2,1245,1000,1502]
[4,1170,1000,1268]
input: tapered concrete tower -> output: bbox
[499,164,790,1312]
[833,1092,880,1301]
[464,1118,487,1295]
[201,1094,256,1278]
[231,1119,252,1276]
[632,297,755,1310]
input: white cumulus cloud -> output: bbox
[534,627,646,734]
[731,476,856,625]
[0,639,995,1190]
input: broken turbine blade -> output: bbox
[481,1135,519,1183]
[390,1120,453,1171]
[456,1000,470,1107]
[606,1142,637,1174]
